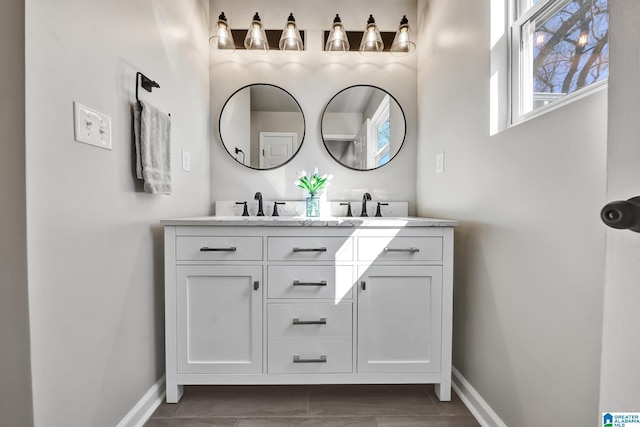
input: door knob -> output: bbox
[601,196,640,233]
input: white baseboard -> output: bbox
[452,366,508,427]
[116,375,166,427]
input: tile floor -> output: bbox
[146,385,480,427]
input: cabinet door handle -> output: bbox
[292,317,327,325]
[292,247,327,252]
[293,355,327,363]
[361,281,366,290]
[254,281,260,291]
[293,280,327,287]
[383,247,420,253]
[200,246,237,252]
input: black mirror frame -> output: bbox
[219,83,306,171]
[320,84,407,172]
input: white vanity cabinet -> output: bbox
[163,218,456,404]
[175,265,262,375]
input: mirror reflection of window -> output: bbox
[321,85,405,171]
[371,95,390,168]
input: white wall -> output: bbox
[417,0,607,425]
[599,0,640,413]
[0,1,34,426]
[24,1,211,426]
[209,0,418,209]
[220,87,251,165]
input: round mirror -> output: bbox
[321,85,406,171]
[219,84,305,170]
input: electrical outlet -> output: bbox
[73,101,112,150]
[436,151,445,173]
[182,150,191,172]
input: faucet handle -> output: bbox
[340,202,353,217]
[272,202,285,217]
[375,202,389,217]
[235,201,249,216]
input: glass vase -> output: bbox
[305,194,320,217]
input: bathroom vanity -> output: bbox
[162,216,457,403]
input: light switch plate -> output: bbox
[436,151,445,173]
[73,101,112,150]
[182,150,191,172]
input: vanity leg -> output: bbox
[166,383,184,403]
[434,380,452,401]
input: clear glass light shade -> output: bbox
[244,12,269,53]
[279,13,303,54]
[325,14,349,55]
[359,15,383,56]
[209,12,235,52]
[390,16,416,56]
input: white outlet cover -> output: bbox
[436,151,445,173]
[73,101,112,150]
[182,150,191,172]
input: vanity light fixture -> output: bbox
[359,15,384,56]
[209,12,235,52]
[325,14,349,55]
[323,14,415,55]
[390,15,416,56]
[279,13,303,54]
[244,12,269,53]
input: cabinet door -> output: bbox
[176,265,262,374]
[357,266,442,373]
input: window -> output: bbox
[370,95,391,168]
[511,0,608,123]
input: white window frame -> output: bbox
[510,0,608,125]
[369,95,391,168]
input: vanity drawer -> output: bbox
[357,236,443,262]
[267,237,353,261]
[268,302,352,339]
[267,338,352,374]
[268,265,353,299]
[176,236,263,261]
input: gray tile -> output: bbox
[425,387,473,416]
[172,385,309,418]
[309,384,438,417]
[144,418,238,427]
[149,401,180,418]
[376,416,481,427]
[238,418,378,427]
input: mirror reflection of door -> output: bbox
[321,85,405,171]
[219,84,305,170]
[259,132,296,169]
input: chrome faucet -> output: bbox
[360,192,372,217]
[254,192,264,216]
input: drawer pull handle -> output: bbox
[200,247,237,252]
[293,280,327,287]
[293,355,327,363]
[292,317,327,325]
[383,247,420,253]
[292,247,327,252]
[254,281,260,291]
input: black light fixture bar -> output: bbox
[323,30,396,52]
[229,29,306,50]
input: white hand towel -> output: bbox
[133,100,172,194]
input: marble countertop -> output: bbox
[161,216,459,227]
